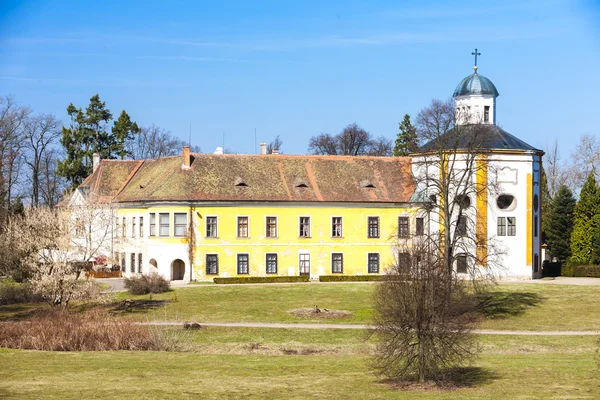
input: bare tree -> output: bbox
[308,123,392,156]
[566,134,600,192]
[39,148,65,207]
[127,124,199,159]
[266,135,283,154]
[24,114,62,207]
[544,139,568,198]
[371,238,480,383]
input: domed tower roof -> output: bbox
[453,69,499,97]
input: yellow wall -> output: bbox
[117,204,420,279]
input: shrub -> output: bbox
[0,308,164,351]
[213,276,309,284]
[0,280,44,305]
[319,275,387,282]
[124,273,170,295]
[541,261,562,278]
[562,264,600,278]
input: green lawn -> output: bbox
[110,282,600,331]
[1,333,598,399]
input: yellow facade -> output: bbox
[116,203,420,280]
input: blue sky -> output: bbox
[1,0,599,155]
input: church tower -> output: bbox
[453,48,499,125]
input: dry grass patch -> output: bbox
[288,307,353,319]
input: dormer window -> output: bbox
[234,177,248,187]
[360,180,375,189]
[296,183,308,188]
[484,106,490,123]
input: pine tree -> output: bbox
[393,114,418,156]
[112,110,140,159]
[570,173,600,264]
[541,167,552,243]
[545,185,576,262]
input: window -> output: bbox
[456,254,468,274]
[138,253,142,273]
[332,253,343,274]
[75,218,84,237]
[174,213,187,237]
[368,216,380,238]
[237,216,249,238]
[507,217,516,236]
[484,105,490,123]
[237,254,249,274]
[398,252,410,267]
[120,252,125,272]
[266,253,278,274]
[332,217,342,237]
[132,217,136,238]
[534,254,539,273]
[122,217,126,237]
[130,253,135,273]
[266,216,277,238]
[159,213,170,236]
[457,215,467,236]
[416,217,424,236]
[398,216,410,238]
[139,217,144,237]
[368,253,380,273]
[149,213,156,236]
[299,216,310,237]
[299,253,310,275]
[206,216,218,238]
[206,254,218,275]
[497,194,516,211]
[534,216,538,238]
[497,217,506,236]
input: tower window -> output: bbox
[484,106,490,123]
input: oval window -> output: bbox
[456,195,471,209]
[497,194,516,211]
[533,194,539,212]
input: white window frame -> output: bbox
[331,216,343,238]
[331,252,343,274]
[265,216,278,238]
[299,216,311,238]
[237,215,250,238]
[205,215,218,238]
[237,252,250,275]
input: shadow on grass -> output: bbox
[0,303,47,321]
[381,367,498,391]
[477,291,544,319]
[109,299,169,315]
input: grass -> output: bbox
[108,282,600,331]
[1,333,598,399]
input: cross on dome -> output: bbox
[471,48,481,71]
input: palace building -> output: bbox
[72,64,543,281]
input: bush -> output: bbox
[541,261,562,278]
[0,308,165,351]
[562,264,600,278]
[213,276,310,284]
[319,275,387,282]
[124,273,170,295]
[0,280,44,305]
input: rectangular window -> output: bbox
[237,254,249,274]
[332,217,343,238]
[206,216,218,238]
[368,216,380,238]
[130,253,135,273]
[507,217,516,236]
[457,215,467,236]
[416,217,424,236]
[331,253,343,274]
[497,217,506,236]
[534,215,538,238]
[132,217,136,238]
[457,254,468,274]
[266,216,277,238]
[138,253,142,273]
[266,253,278,274]
[368,253,380,274]
[398,252,411,267]
[484,105,490,123]
[120,252,125,272]
[159,213,170,236]
[299,216,311,237]
[122,217,126,237]
[237,216,249,238]
[140,217,144,238]
[174,213,187,237]
[398,216,410,238]
[149,213,156,236]
[299,253,310,275]
[206,254,218,275]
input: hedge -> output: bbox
[561,264,600,278]
[319,275,387,282]
[213,276,310,284]
[541,261,562,278]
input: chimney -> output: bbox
[182,146,191,169]
[92,153,100,173]
[260,142,267,155]
[272,149,279,155]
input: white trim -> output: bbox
[331,216,343,238]
[298,249,311,276]
[236,215,250,239]
[366,251,380,274]
[204,252,219,276]
[205,215,219,238]
[330,251,344,274]
[264,215,278,238]
[298,215,311,238]
[366,215,380,238]
[265,252,278,275]
[235,252,250,275]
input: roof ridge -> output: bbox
[114,160,144,198]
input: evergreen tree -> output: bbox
[570,173,600,264]
[545,184,576,262]
[540,167,552,243]
[112,110,140,159]
[393,114,418,156]
[57,94,113,188]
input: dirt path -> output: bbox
[140,321,600,335]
